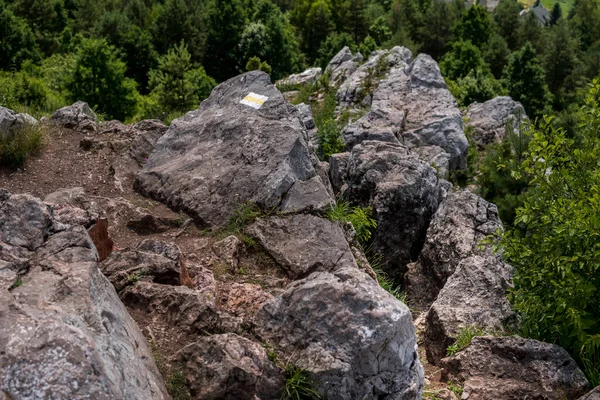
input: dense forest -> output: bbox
[1,0,599,122]
[1,0,600,387]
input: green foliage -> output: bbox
[447,382,464,398]
[498,81,600,385]
[454,4,493,48]
[327,200,377,244]
[282,365,323,400]
[446,325,488,356]
[10,276,23,289]
[148,41,216,115]
[68,38,138,121]
[450,67,504,107]
[0,1,40,69]
[503,42,552,118]
[367,250,406,302]
[550,2,563,25]
[167,369,192,400]
[440,40,486,81]
[0,123,44,169]
[493,0,523,50]
[246,56,272,74]
[316,32,356,70]
[317,118,345,160]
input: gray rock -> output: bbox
[254,266,424,400]
[326,46,364,88]
[329,152,351,194]
[277,67,322,87]
[465,96,527,148]
[440,336,590,400]
[295,102,315,130]
[413,146,451,179]
[580,387,600,400]
[44,187,101,228]
[212,235,244,269]
[129,119,168,166]
[344,141,446,279]
[405,190,503,310]
[280,175,334,214]
[246,214,357,279]
[0,106,38,140]
[424,255,515,365]
[0,191,53,250]
[337,47,413,112]
[0,225,168,399]
[50,100,98,131]
[314,160,335,197]
[135,71,316,228]
[175,333,285,400]
[343,54,468,172]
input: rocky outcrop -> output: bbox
[50,100,98,131]
[343,54,468,172]
[465,96,527,148]
[247,214,358,279]
[0,190,168,399]
[277,67,322,87]
[424,255,515,365]
[0,106,37,140]
[255,266,424,400]
[135,71,325,228]
[326,46,364,87]
[343,141,448,279]
[44,187,101,228]
[337,46,413,111]
[175,333,284,399]
[128,119,169,166]
[280,175,334,214]
[405,190,503,310]
[440,336,590,400]
[580,387,600,400]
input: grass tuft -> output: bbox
[327,199,377,244]
[446,326,488,356]
[0,124,45,169]
[282,365,323,400]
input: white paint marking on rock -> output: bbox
[240,92,268,109]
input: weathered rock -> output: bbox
[135,71,317,228]
[50,100,98,131]
[0,242,31,290]
[424,255,515,365]
[0,224,168,399]
[314,160,335,197]
[343,54,468,171]
[44,187,101,228]
[295,102,315,130]
[87,218,113,262]
[101,239,184,291]
[440,336,590,400]
[280,175,334,214]
[344,141,447,279]
[326,46,364,87]
[329,152,351,194]
[413,145,451,179]
[337,46,413,111]
[175,333,284,400]
[212,235,244,270]
[465,96,527,148]
[255,266,424,399]
[0,106,38,140]
[129,119,168,166]
[247,214,358,279]
[405,190,503,310]
[277,67,322,87]
[0,190,53,250]
[217,282,273,319]
[580,387,600,400]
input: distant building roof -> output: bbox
[520,3,551,25]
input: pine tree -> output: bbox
[549,2,562,25]
[454,4,493,48]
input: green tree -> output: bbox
[440,40,486,80]
[503,42,552,117]
[345,0,369,43]
[451,67,504,106]
[544,22,580,103]
[549,2,562,25]
[67,38,138,121]
[369,16,392,46]
[316,32,356,70]
[498,82,600,385]
[417,0,457,60]
[482,32,510,78]
[204,0,247,81]
[0,1,40,69]
[517,11,545,53]
[148,41,216,113]
[493,0,523,50]
[245,56,272,74]
[569,0,600,50]
[302,0,335,62]
[454,3,493,48]
[10,0,67,54]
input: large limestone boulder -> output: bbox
[326,46,364,87]
[343,141,449,279]
[135,71,328,227]
[255,266,424,400]
[424,255,515,365]
[175,333,285,399]
[343,54,468,172]
[465,96,527,148]
[277,67,322,87]
[0,106,38,140]
[440,336,590,400]
[50,100,98,131]
[405,190,503,310]
[337,46,413,111]
[0,191,168,399]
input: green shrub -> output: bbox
[246,56,272,74]
[0,124,44,169]
[282,365,323,400]
[327,200,377,244]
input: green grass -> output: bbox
[10,277,23,289]
[446,326,488,356]
[364,247,407,303]
[0,124,45,169]
[327,200,377,244]
[447,381,464,398]
[282,365,323,400]
[167,369,192,400]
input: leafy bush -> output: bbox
[498,80,600,385]
[0,123,44,169]
[327,200,377,244]
[282,365,323,400]
[246,56,272,74]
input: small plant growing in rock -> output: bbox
[282,365,323,400]
[10,276,23,289]
[127,272,144,283]
[167,369,191,400]
[365,248,406,303]
[447,381,463,398]
[446,325,487,356]
[327,200,377,244]
[0,124,45,169]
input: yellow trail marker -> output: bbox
[240,92,268,109]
